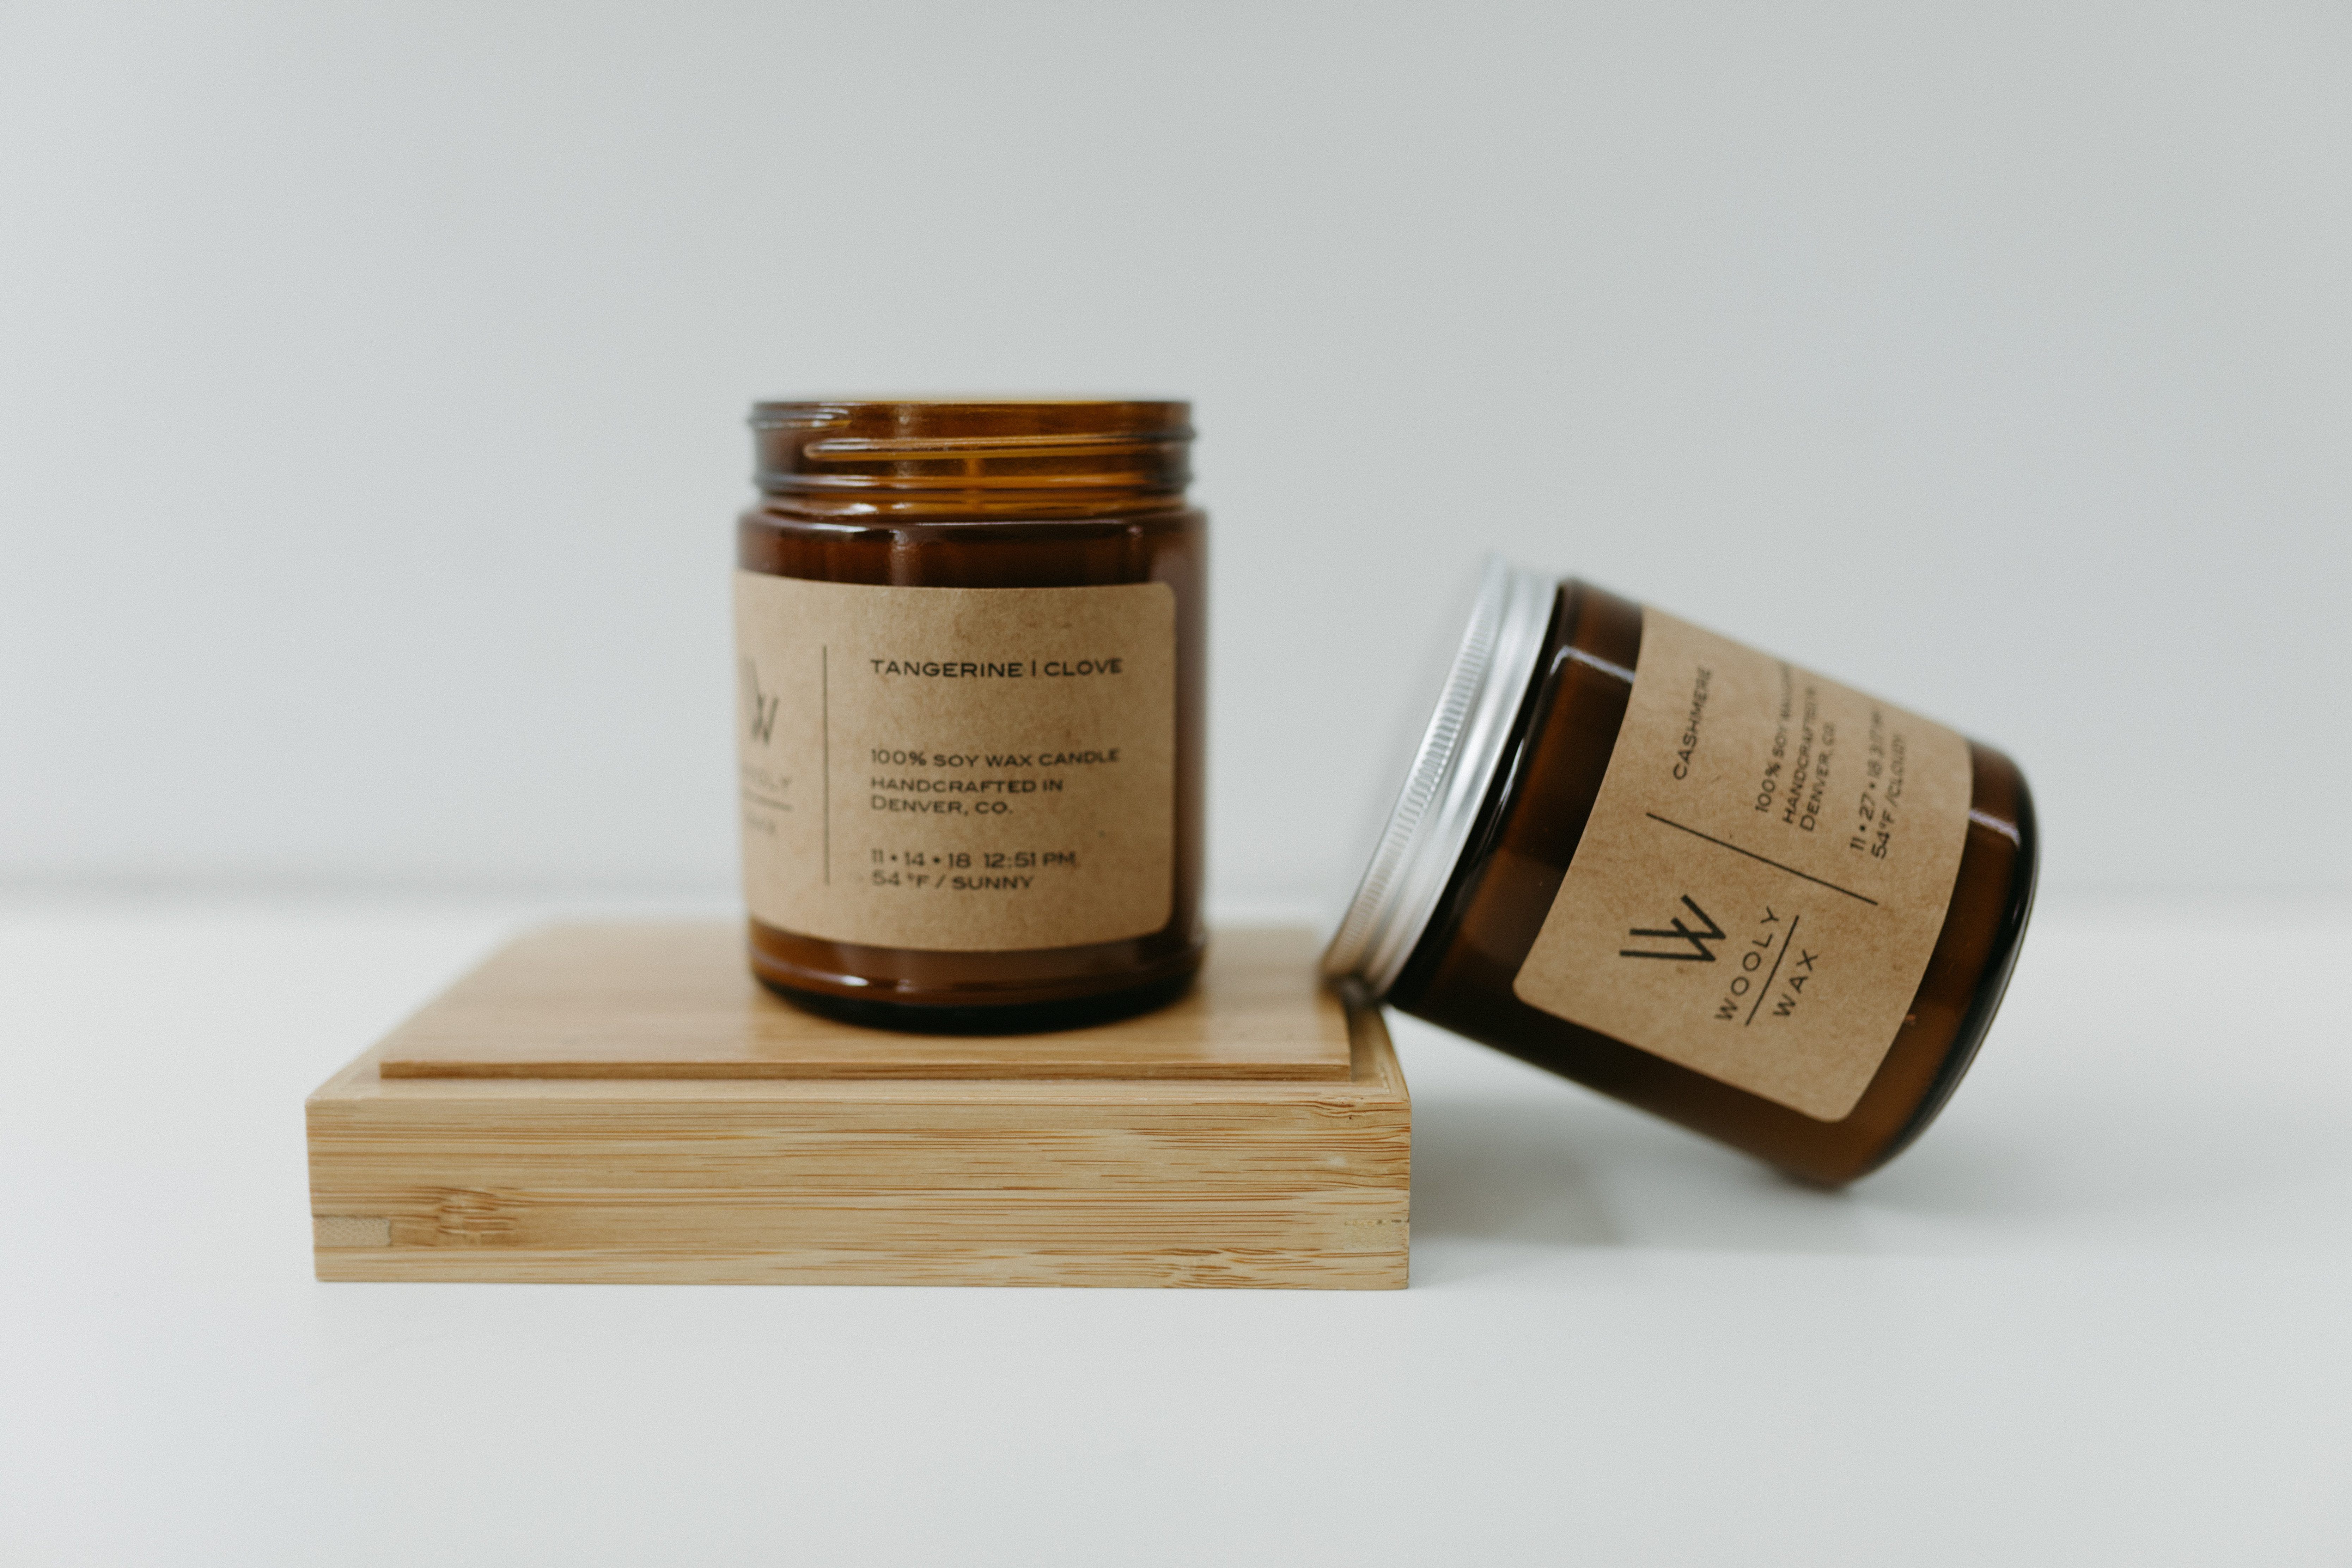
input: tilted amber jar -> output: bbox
[735,399,1206,1029]
[1326,563,2036,1184]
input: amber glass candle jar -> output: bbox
[734,399,1206,1029]
[1326,563,2036,1183]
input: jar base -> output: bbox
[757,970,1198,1036]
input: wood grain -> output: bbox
[375,923,1351,1081]
[307,925,1410,1289]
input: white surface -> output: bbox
[5,2,2351,902]
[3,896,2347,1566]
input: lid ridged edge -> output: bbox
[1322,560,1556,997]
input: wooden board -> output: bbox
[306,925,1410,1289]
[376,923,1351,1081]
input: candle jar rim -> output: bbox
[750,398,1193,513]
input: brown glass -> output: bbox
[737,399,1207,1030]
[1387,581,2037,1184]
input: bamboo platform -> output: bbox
[306,925,1410,1288]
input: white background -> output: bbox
[4,898,2348,1564]
[4,5,2350,1564]
[3,0,2348,903]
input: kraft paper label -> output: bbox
[1513,608,1972,1121]
[733,573,1177,952]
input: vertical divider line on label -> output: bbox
[822,644,830,884]
[1744,913,1798,1027]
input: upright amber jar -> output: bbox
[734,399,1206,1029]
[1326,563,2036,1183]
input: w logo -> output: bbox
[741,659,779,744]
[1619,895,1725,962]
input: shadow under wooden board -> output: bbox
[307,925,1411,1289]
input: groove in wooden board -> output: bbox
[323,1188,1406,1252]
[309,1125,1410,1195]
[374,923,1352,1082]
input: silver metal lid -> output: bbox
[1322,558,1556,997]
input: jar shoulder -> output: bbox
[736,505,1207,588]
